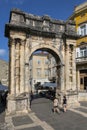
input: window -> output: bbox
[77,24,87,36]
[45,59,48,64]
[81,25,86,36]
[76,48,80,58]
[37,68,41,77]
[37,60,41,64]
[77,52,79,58]
[44,69,48,76]
[80,47,87,57]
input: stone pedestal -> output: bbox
[67,94,80,108]
[6,93,31,115]
[57,90,80,108]
[64,90,80,108]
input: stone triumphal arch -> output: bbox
[5,9,79,114]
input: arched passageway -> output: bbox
[29,46,63,89]
[28,47,63,101]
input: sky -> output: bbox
[0,0,86,61]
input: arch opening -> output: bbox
[28,47,63,102]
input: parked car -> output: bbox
[46,90,55,100]
[39,91,47,97]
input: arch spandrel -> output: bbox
[27,44,64,66]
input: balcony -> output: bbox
[76,56,87,64]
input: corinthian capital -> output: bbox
[21,39,26,45]
[8,37,15,47]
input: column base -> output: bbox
[56,91,80,108]
[6,93,31,116]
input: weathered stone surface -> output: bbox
[0,59,8,86]
[5,8,78,39]
[5,9,79,114]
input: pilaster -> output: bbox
[10,38,16,95]
[61,65,65,92]
[20,40,25,93]
[25,42,30,93]
[65,44,70,90]
[15,39,20,95]
[72,46,76,90]
[77,69,80,91]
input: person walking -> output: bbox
[30,90,33,108]
[53,97,60,114]
[63,95,67,112]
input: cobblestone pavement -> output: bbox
[0,98,87,130]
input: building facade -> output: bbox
[69,2,87,101]
[29,52,49,92]
[47,53,57,82]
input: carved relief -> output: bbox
[16,99,27,110]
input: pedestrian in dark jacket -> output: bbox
[63,95,67,112]
[30,90,33,108]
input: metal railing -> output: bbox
[76,56,87,63]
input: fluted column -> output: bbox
[25,41,30,93]
[20,40,25,93]
[61,44,65,92]
[65,44,70,90]
[61,65,65,92]
[56,67,60,91]
[10,38,16,95]
[77,69,80,91]
[15,39,20,95]
[72,46,76,90]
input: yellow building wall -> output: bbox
[74,8,87,46]
[32,55,48,79]
[75,9,87,26]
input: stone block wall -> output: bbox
[0,59,8,86]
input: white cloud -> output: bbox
[0,49,6,56]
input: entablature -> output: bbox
[5,8,78,39]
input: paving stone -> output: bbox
[75,107,87,113]
[18,126,44,130]
[80,101,87,107]
[1,99,87,130]
[12,115,33,126]
[32,98,87,130]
